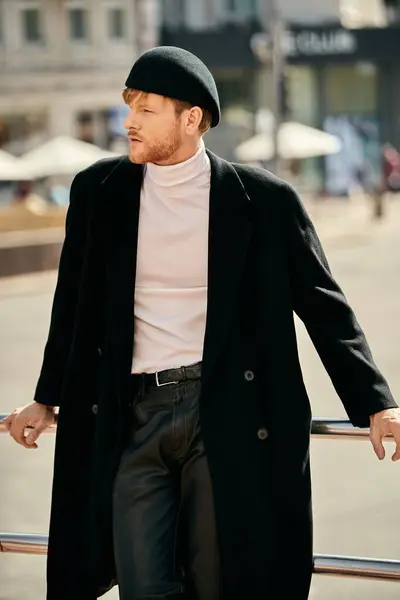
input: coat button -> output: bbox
[244,370,255,382]
[92,404,98,415]
[97,347,102,357]
[257,427,269,441]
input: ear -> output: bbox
[185,107,203,135]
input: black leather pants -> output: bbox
[112,377,221,600]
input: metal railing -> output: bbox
[1,414,399,584]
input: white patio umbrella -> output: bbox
[235,122,342,163]
[20,136,120,179]
[0,149,34,181]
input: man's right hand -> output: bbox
[1,402,56,449]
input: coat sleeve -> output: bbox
[34,171,90,407]
[282,183,397,427]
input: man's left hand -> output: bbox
[370,408,400,461]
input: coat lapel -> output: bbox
[202,150,252,385]
[101,157,143,392]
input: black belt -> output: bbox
[132,362,202,388]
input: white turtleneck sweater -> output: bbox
[131,142,211,374]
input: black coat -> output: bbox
[34,150,397,599]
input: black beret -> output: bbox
[125,46,221,128]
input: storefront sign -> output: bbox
[284,29,358,57]
[250,28,358,62]
[165,23,400,68]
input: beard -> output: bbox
[128,122,182,165]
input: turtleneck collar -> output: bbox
[144,140,210,188]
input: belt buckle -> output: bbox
[155,370,179,387]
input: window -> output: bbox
[69,8,88,41]
[162,0,186,29]
[384,0,400,23]
[225,0,259,19]
[214,70,254,111]
[108,8,125,39]
[22,8,42,43]
[325,65,377,114]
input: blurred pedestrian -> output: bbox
[12,180,34,204]
[11,179,47,214]
[3,47,400,600]
[369,143,400,219]
[383,143,400,192]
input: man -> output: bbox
[2,47,400,600]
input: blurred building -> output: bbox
[161,0,344,164]
[161,0,400,192]
[0,0,160,154]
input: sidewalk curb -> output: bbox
[0,197,395,278]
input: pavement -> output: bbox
[0,196,400,599]
[304,191,393,242]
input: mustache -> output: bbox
[128,129,143,142]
